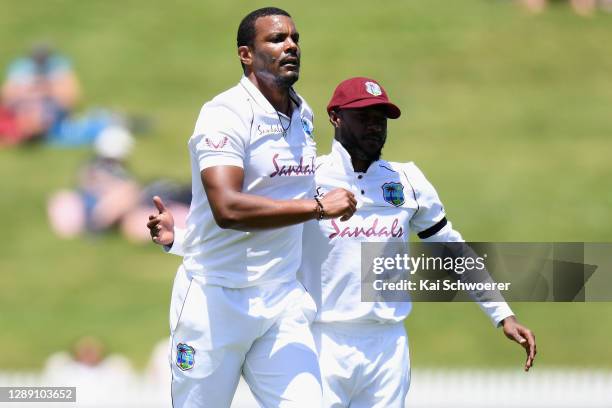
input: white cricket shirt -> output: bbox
[180,76,317,288]
[298,140,513,326]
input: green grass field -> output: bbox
[1,0,611,370]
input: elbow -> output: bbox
[212,209,240,229]
[215,217,236,229]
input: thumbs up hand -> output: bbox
[147,196,176,246]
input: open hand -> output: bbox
[502,316,537,372]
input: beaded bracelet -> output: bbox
[314,197,325,220]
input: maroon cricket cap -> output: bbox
[326,77,401,119]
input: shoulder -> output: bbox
[192,84,253,135]
[385,160,434,191]
[388,161,424,177]
[201,83,253,119]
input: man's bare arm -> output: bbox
[202,166,356,230]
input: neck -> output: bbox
[247,73,291,115]
[351,157,372,173]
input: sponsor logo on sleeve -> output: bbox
[205,136,228,149]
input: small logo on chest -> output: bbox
[382,182,405,207]
[257,123,285,137]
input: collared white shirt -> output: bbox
[179,76,317,288]
[298,140,513,326]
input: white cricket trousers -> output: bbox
[169,266,322,408]
[312,321,410,408]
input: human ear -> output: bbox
[238,46,252,67]
[328,110,341,128]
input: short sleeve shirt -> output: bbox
[181,77,317,288]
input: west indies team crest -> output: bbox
[176,343,195,371]
[382,182,405,207]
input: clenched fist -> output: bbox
[319,188,357,221]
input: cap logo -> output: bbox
[365,81,382,96]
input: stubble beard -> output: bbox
[275,72,299,88]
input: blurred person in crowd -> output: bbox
[47,126,140,237]
[0,43,81,144]
[43,336,134,403]
[145,338,173,401]
[47,125,189,242]
[518,0,605,15]
[1,43,149,147]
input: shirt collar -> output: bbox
[330,139,356,173]
[239,76,301,115]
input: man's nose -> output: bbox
[284,37,298,53]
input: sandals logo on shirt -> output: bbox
[382,182,405,207]
[176,343,195,371]
[205,136,228,149]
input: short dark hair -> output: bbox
[237,7,291,48]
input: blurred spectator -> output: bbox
[47,126,140,237]
[0,43,81,144]
[47,126,189,242]
[1,43,148,147]
[517,0,612,15]
[43,336,134,403]
[145,338,171,391]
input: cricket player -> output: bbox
[300,77,536,407]
[151,77,537,407]
[158,7,357,408]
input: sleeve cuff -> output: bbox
[477,301,515,327]
[199,155,243,171]
[163,227,186,257]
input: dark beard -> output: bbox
[339,131,384,163]
[346,144,382,162]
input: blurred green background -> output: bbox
[1,0,611,370]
